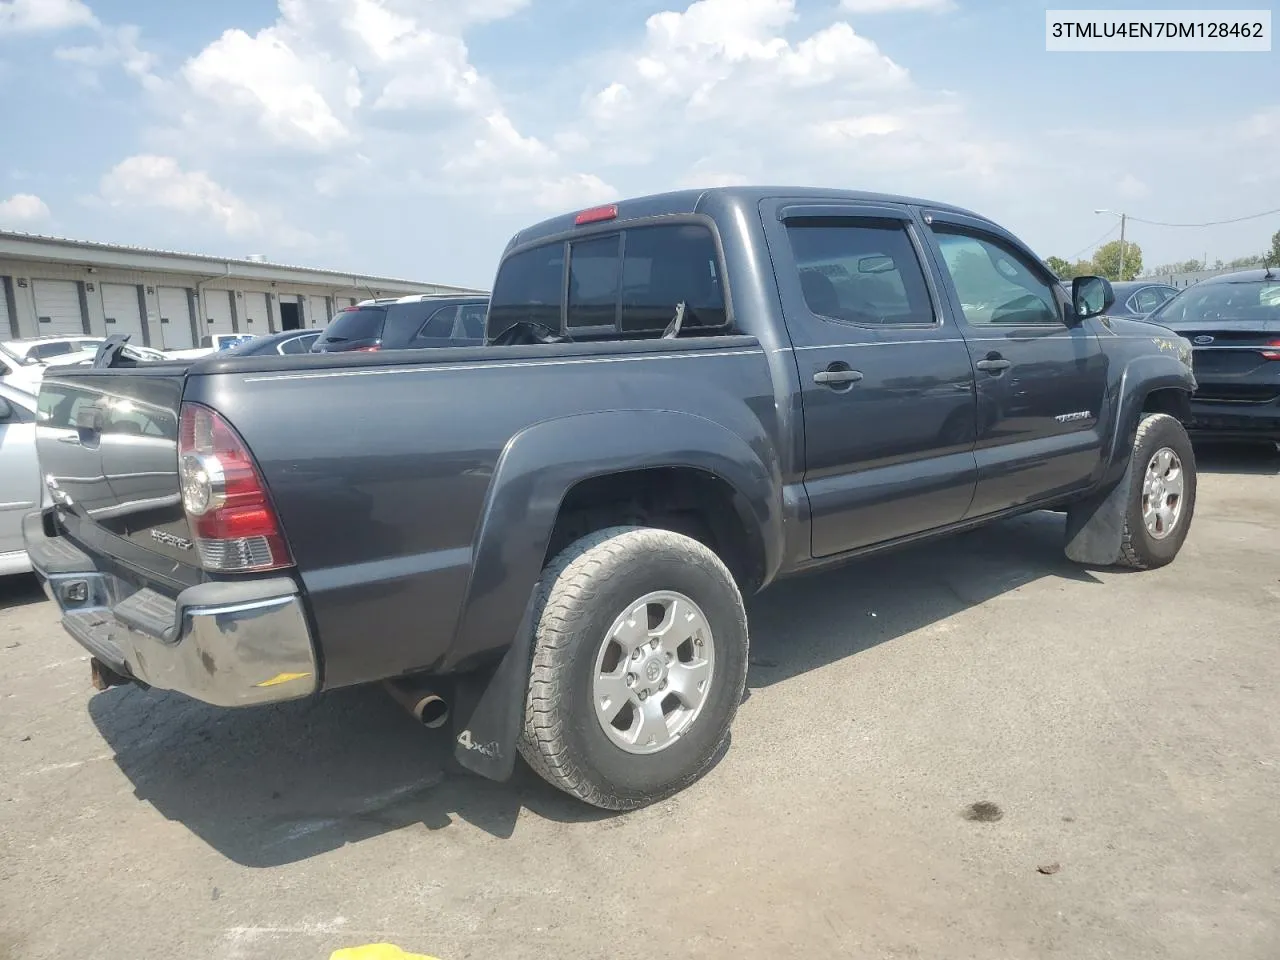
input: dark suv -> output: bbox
[311,296,489,353]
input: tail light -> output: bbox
[1260,340,1280,361]
[354,345,380,352]
[178,403,293,572]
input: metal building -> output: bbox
[0,231,484,348]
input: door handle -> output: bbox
[814,368,864,386]
[975,358,1012,373]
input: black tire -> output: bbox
[1118,413,1197,569]
[518,526,749,810]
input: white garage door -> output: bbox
[306,295,329,328]
[157,287,193,350]
[0,278,12,339]
[32,280,84,336]
[241,292,270,334]
[203,289,234,337]
[100,283,145,342]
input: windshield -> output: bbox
[1152,280,1280,325]
[318,308,386,341]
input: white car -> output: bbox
[46,344,173,368]
[0,344,45,393]
[167,333,257,360]
[0,381,47,576]
[3,336,107,366]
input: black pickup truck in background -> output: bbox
[27,186,1199,810]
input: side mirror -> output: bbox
[0,398,13,422]
[1072,275,1114,320]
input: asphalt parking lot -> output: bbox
[1,444,1277,960]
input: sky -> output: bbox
[0,0,1276,288]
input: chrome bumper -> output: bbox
[25,512,318,707]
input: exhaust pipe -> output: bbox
[383,678,450,729]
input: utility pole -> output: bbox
[1118,212,1127,280]
[1094,208,1129,280]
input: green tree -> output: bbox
[1268,229,1280,265]
[1044,255,1074,279]
[1180,258,1205,272]
[1092,239,1144,281]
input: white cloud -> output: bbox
[55,23,160,90]
[99,155,315,248]
[1117,174,1151,200]
[840,0,955,13]
[568,0,1008,197]
[0,193,51,227]
[182,28,355,151]
[0,0,95,33]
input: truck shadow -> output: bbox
[87,509,1100,865]
[1192,440,1279,476]
[0,573,48,611]
[745,510,1102,689]
[87,682,616,867]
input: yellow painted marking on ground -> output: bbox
[255,671,312,687]
[329,945,440,960]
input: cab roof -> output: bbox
[504,185,988,250]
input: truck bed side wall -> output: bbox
[187,339,781,688]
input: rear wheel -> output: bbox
[519,526,749,810]
[1118,413,1197,569]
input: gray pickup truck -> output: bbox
[27,186,1199,810]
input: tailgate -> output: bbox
[36,368,200,572]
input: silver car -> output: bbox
[0,381,47,575]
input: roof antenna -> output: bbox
[1264,254,1275,280]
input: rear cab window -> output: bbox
[317,308,387,344]
[488,222,729,341]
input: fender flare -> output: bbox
[1066,352,1193,566]
[1098,352,1195,488]
[444,408,781,673]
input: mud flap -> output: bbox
[1063,458,1133,566]
[449,590,538,781]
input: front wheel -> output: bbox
[1118,413,1197,569]
[519,526,749,810]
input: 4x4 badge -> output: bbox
[150,529,193,551]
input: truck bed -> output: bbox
[36,336,778,688]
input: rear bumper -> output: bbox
[1186,398,1280,440]
[24,511,318,707]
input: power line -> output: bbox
[1066,222,1120,261]
[1127,206,1280,228]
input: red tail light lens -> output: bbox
[574,204,618,225]
[1260,340,1280,361]
[178,403,292,572]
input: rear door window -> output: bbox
[280,335,313,354]
[458,303,487,339]
[786,219,936,327]
[410,306,459,344]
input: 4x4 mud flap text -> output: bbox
[449,591,538,781]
